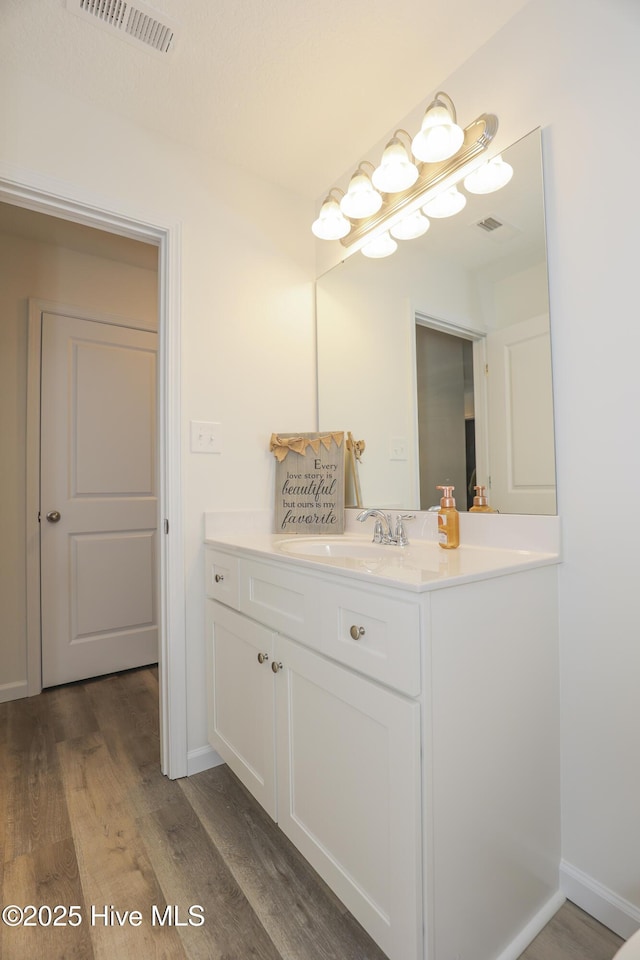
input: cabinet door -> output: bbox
[274,635,423,960]
[206,600,277,818]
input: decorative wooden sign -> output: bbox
[270,432,345,535]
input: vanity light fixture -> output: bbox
[311,189,351,240]
[421,185,467,219]
[311,92,500,255]
[361,231,398,259]
[411,92,465,163]
[340,163,383,219]
[463,153,514,194]
[372,131,420,193]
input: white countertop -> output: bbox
[204,530,560,592]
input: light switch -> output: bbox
[190,420,222,454]
[389,437,408,461]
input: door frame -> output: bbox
[411,310,489,509]
[1,167,187,779]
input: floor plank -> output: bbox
[138,793,282,960]
[181,763,389,960]
[519,901,624,960]
[44,682,99,743]
[1,839,95,960]
[3,695,73,861]
[56,729,187,960]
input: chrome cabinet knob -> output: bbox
[271,661,283,674]
[350,625,365,640]
[257,652,269,664]
[214,573,224,583]
[46,510,61,523]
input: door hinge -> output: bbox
[38,510,41,523]
[164,518,169,534]
[485,363,489,375]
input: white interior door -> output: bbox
[486,314,556,514]
[40,311,159,687]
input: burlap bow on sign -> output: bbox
[269,432,344,462]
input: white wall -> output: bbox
[0,70,316,756]
[317,0,640,936]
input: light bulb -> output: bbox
[340,169,383,219]
[361,232,398,259]
[421,186,467,219]
[311,196,351,240]
[411,96,464,163]
[390,211,430,241]
[372,138,419,193]
[463,155,514,194]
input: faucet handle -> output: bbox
[394,513,414,546]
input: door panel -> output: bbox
[74,339,156,494]
[41,311,158,687]
[206,601,277,819]
[73,531,156,635]
[275,635,422,960]
[486,314,556,514]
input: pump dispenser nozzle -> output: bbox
[469,484,496,513]
[473,485,488,506]
[437,485,456,508]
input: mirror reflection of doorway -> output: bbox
[415,323,476,511]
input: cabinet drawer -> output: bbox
[239,559,321,647]
[320,584,421,696]
[205,548,239,607]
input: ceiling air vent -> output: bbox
[476,216,503,233]
[65,0,178,56]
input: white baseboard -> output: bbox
[186,743,224,776]
[494,891,566,960]
[561,859,640,940]
[0,681,28,704]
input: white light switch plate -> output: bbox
[389,436,408,460]
[190,420,222,454]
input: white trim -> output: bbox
[561,860,640,941]
[187,745,225,776]
[26,305,43,696]
[0,165,187,780]
[494,891,566,960]
[414,309,486,341]
[412,309,488,509]
[0,681,29,704]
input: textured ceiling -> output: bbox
[1,0,530,198]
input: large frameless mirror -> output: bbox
[316,128,556,515]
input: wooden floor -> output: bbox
[0,666,626,960]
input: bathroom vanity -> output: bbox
[204,515,562,960]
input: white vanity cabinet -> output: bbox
[204,542,561,960]
[205,548,423,960]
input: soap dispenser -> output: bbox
[436,485,459,550]
[469,485,496,513]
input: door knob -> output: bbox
[46,510,61,523]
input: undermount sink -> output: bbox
[276,536,391,559]
[270,533,552,586]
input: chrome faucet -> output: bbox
[356,509,414,546]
